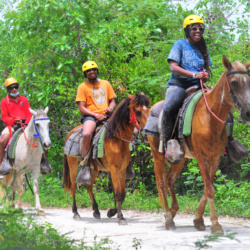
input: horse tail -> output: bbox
[63,154,71,192]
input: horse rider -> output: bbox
[162,15,247,162]
[0,77,51,176]
[75,61,117,186]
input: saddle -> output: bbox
[64,122,107,160]
[145,88,204,159]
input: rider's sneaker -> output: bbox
[40,157,52,174]
[0,175,4,180]
[77,165,91,186]
[227,139,249,162]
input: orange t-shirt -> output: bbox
[75,79,116,115]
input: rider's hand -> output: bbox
[105,106,114,114]
[196,71,209,83]
[15,118,22,125]
[95,113,106,121]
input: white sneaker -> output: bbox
[0,175,4,180]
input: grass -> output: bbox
[3,174,249,219]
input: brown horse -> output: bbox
[147,56,250,233]
[63,93,150,225]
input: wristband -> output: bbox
[193,73,197,79]
[95,114,98,118]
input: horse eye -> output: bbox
[231,80,238,87]
[36,123,40,127]
[135,110,142,117]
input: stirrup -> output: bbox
[0,156,13,175]
[126,165,135,180]
[227,139,249,163]
[77,165,91,186]
[40,157,52,174]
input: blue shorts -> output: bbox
[81,115,97,124]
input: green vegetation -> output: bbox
[0,0,249,246]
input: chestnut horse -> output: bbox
[63,93,150,225]
[147,56,250,233]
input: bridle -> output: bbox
[201,70,249,125]
[129,107,141,130]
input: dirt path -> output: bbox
[30,207,250,249]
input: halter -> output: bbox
[201,70,248,125]
[129,108,141,130]
[33,118,51,140]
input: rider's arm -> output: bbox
[1,99,15,126]
[169,60,209,82]
[105,98,116,114]
[78,101,97,118]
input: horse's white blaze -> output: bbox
[143,105,147,110]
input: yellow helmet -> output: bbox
[82,61,99,73]
[183,15,204,28]
[4,77,18,87]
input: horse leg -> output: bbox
[148,135,175,230]
[16,174,24,209]
[110,167,127,225]
[166,159,186,219]
[68,156,81,220]
[107,174,117,218]
[86,169,100,219]
[194,158,223,234]
[32,170,44,215]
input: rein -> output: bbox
[129,108,140,130]
[19,118,51,148]
[201,70,248,125]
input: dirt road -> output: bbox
[32,207,250,249]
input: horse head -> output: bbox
[29,107,52,149]
[127,92,150,128]
[223,55,250,123]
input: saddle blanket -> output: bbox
[144,91,203,138]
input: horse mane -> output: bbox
[105,94,150,140]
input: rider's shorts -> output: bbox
[81,115,98,124]
[1,127,14,136]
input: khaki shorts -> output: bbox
[1,127,14,136]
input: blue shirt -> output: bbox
[167,39,212,88]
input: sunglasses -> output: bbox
[191,27,204,32]
[85,68,98,74]
[8,85,19,91]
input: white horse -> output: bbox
[2,107,51,215]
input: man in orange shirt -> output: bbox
[75,61,116,185]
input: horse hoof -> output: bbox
[211,224,224,234]
[107,208,117,218]
[93,211,101,219]
[118,219,127,225]
[165,221,176,230]
[73,214,81,220]
[37,210,45,216]
[193,218,206,231]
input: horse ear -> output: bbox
[44,106,49,114]
[222,55,232,71]
[29,108,37,116]
[244,61,250,69]
[127,93,133,100]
